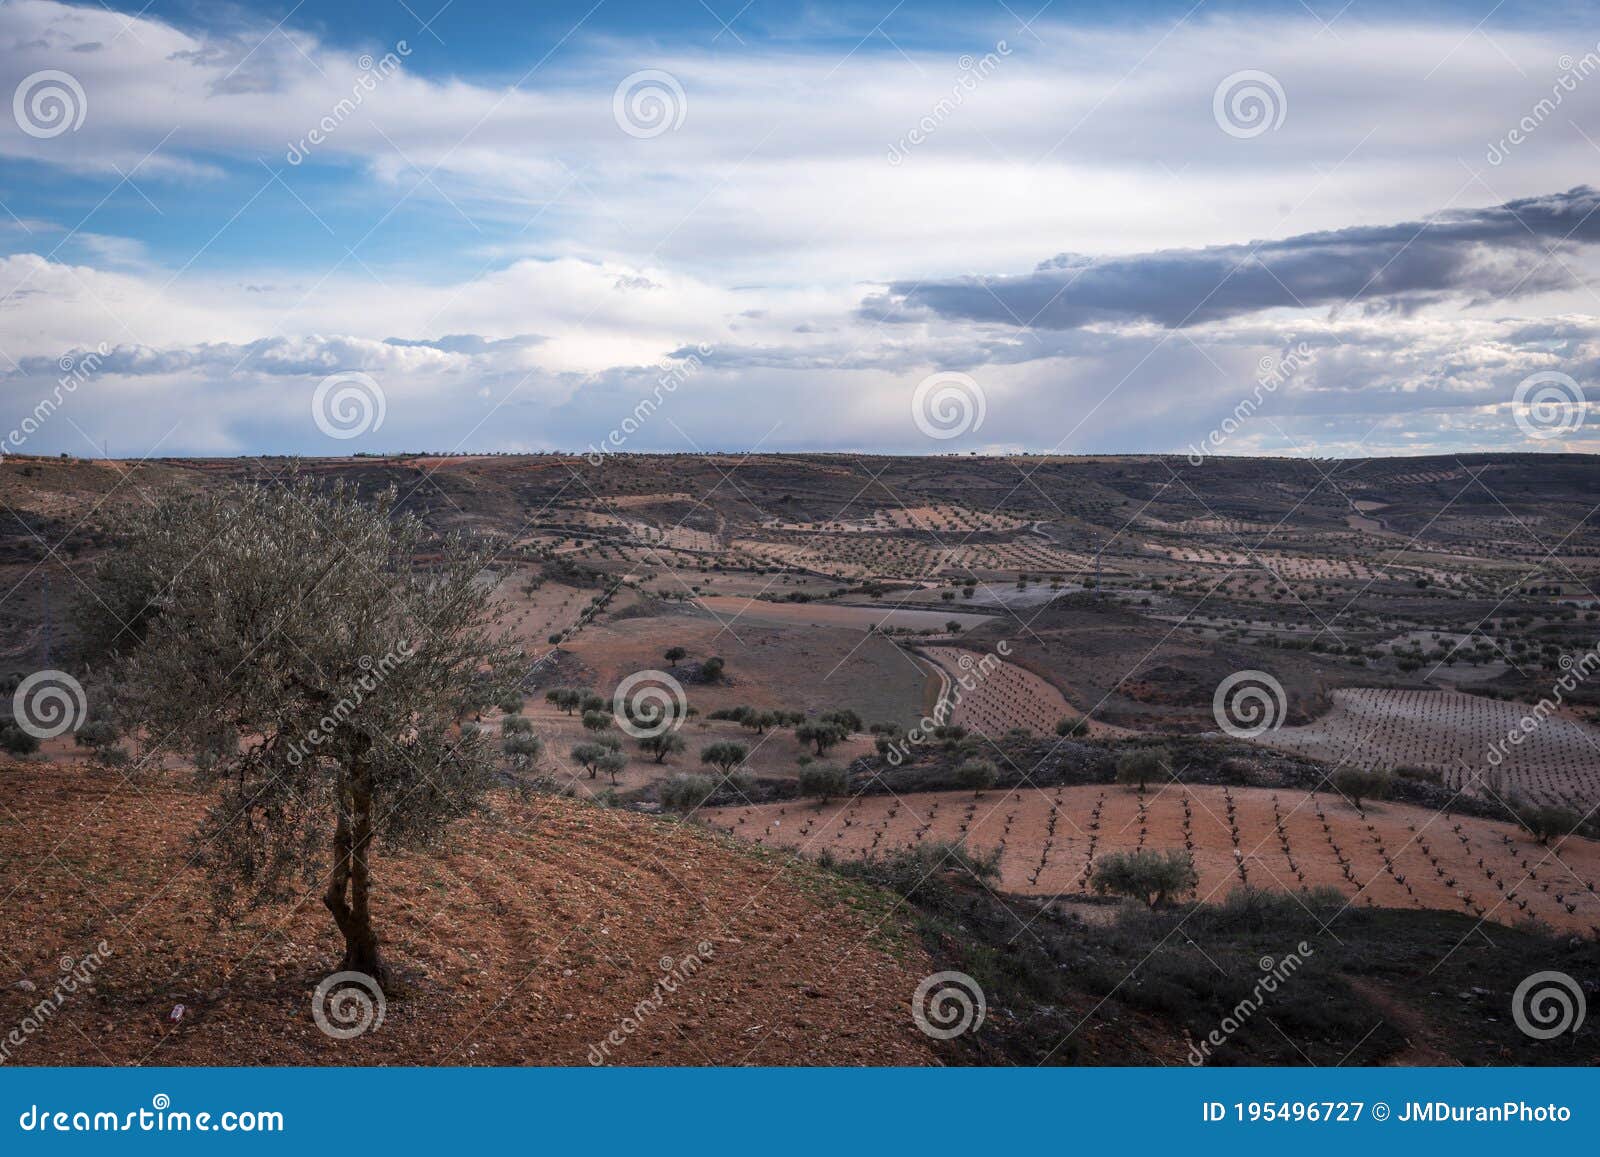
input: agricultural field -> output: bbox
[1256,688,1600,808]
[4,451,1600,1068]
[705,784,1600,933]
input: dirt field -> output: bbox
[0,760,936,1066]
[705,784,1600,933]
[1258,688,1600,807]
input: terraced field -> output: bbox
[1256,688,1600,807]
[705,784,1600,932]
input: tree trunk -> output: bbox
[323,748,389,986]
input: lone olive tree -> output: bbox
[81,477,517,986]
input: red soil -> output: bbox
[0,760,936,1066]
[706,784,1600,933]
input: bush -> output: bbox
[1331,767,1391,809]
[1115,746,1170,791]
[657,771,751,811]
[954,758,998,795]
[821,840,1000,907]
[1055,714,1088,738]
[1,724,40,756]
[797,762,848,802]
[699,656,726,682]
[657,774,717,811]
[502,731,543,768]
[1091,849,1198,908]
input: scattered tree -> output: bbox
[79,476,517,985]
[1091,849,1198,908]
[798,761,848,802]
[954,758,998,796]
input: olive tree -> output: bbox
[80,476,518,986]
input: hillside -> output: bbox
[0,760,935,1066]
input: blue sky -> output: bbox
[5,0,1600,458]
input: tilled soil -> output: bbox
[707,783,1600,933]
[0,760,937,1066]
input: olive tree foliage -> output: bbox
[79,477,520,985]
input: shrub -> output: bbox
[664,646,688,663]
[657,771,751,810]
[1,724,40,756]
[821,840,1000,907]
[1331,767,1391,809]
[797,762,848,802]
[502,731,543,768]
[72,719,120,751]
[657,774,717,811]
[1091,849,1197,908]
[1055,714,1088,738]
[954,758,998,795]
[699,656,726,682]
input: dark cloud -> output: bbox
[875,187,1600,330]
